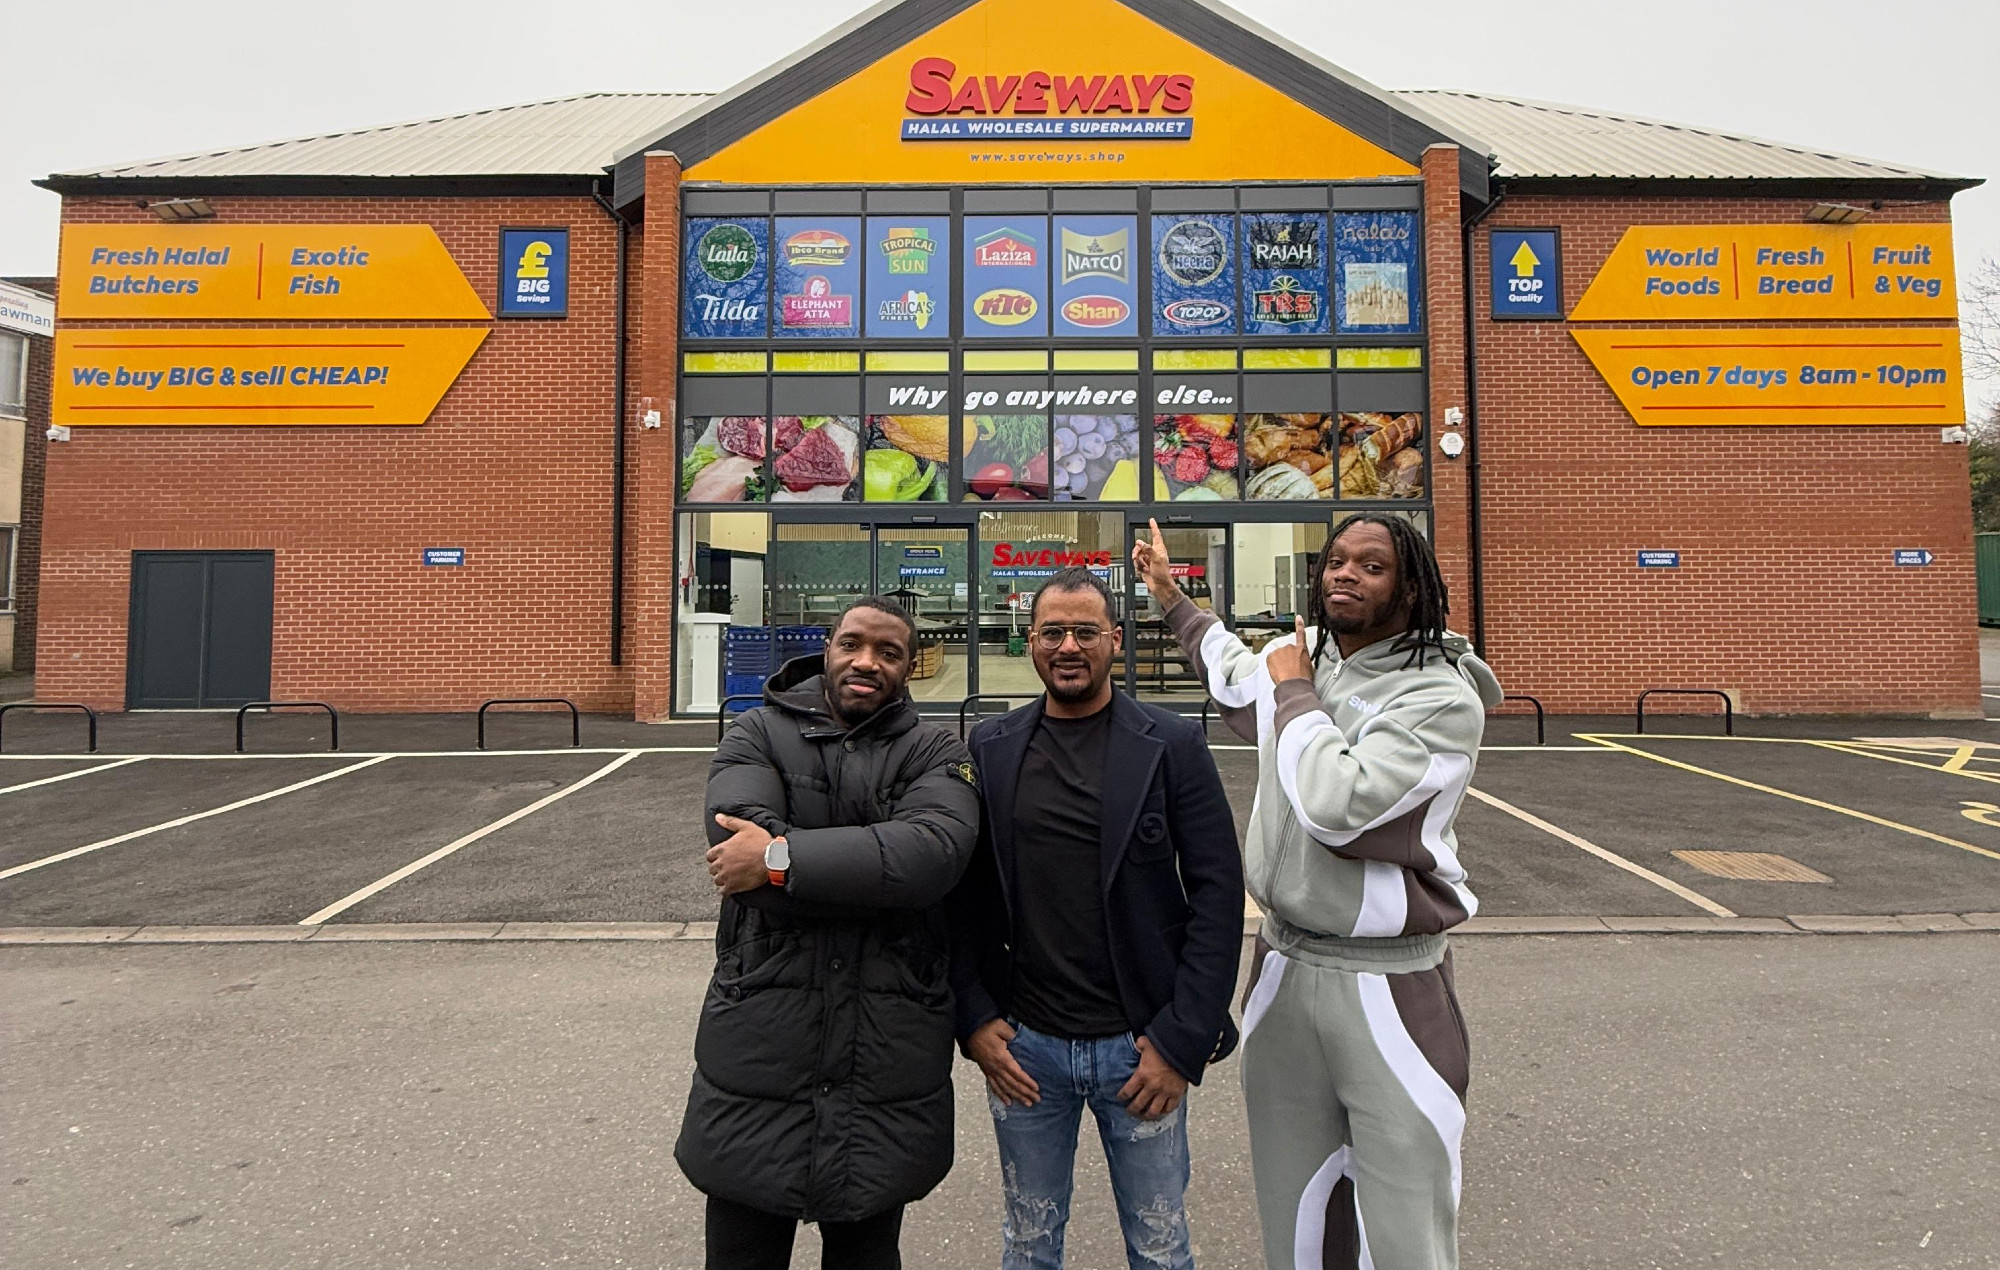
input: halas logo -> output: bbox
[1251,275,1320,325]
[905,57,1194,116]
[698,224,758,283]
[974,288,1039,325]
[1159,220,1227,286]
[784,229,851,267]
[880,228,937,275]
[876,289,935,330]
[1161,298,1230,328]
[974,229,1038,268]
[1062,295,1129,328]
[1061,228,1128,285]
[1249,219,1321,270]
[782,274,852,328]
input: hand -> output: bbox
[707,813,774,895]
[1131,518,1184,610]
[1118,1035,1189,1120]
[1265,615,1313,684]
[967,1018,1040,1107]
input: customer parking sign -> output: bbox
[500,228,568,318]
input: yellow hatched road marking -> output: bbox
[1575,736,2000,864]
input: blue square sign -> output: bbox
[500,228,568,318]
[1490,229,1561,320]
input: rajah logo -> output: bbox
[1062,295,1129,329]
[974,288,1038,325]
[880,228,937,275]
[1161,298,1230,328]
[973,230,1037,268]
[698,224,758,283]
[1061,227,1128,285]
[1249,219,1321,270]
[784,230,851,267]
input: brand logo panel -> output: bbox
[1151,213,1235,336]
[682,218,768,338]
[1052,215,1136,338]
[866,215,951,339]
[1334,211,1421,334]
[1241,212,1328,336]
[774,216,861,338]
[964,216,1048,337]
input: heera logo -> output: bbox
[880,227,937,275]
[1062,295,1129,328]
[1250,275,1320,325]
[1161,298,1230,328]
[974,228,1038,268]
[1158,220,1227,286]
[782,274,853,328]
[698,223,758,282]
[784,229,851,267]
[1249,219,1321,270]
[974,288,1039,325]
[905,58,1194,115]
[1061,227,1128,285]
[876,288,936,331]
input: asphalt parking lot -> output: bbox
[3,706,2000,931]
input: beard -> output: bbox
[1043,658,1109,703]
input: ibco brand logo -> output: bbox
[1161,298,1230,328]
[698,223,757,282]
[974,288,1038,325]
[1062,295,1129,328]
[905,58,1194,116]
[784,229,851,267]
[1060,227,1128,284]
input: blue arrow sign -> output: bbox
[1893,549,1934,567]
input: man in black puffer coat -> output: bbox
[676,596,981,1270]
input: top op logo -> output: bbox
[698,224,758,282]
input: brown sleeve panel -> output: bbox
[1240,931,1276,1014]
[1386,953,1470,1103]
[1165,595,1257,742]
[1316,801,1438,871]
[1402,868,1471,935]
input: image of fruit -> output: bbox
[865,447,917,500]
[971,462,1015,498]
[1100,458,1140,501]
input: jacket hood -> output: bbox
[1322,629,1504,710]
[763,654,919,739]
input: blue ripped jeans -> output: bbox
[989,1022,1196,1270]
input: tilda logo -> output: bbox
[905,58,1194,116]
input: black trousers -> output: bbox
[705,1194,904,1270]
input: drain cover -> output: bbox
[1671,850,1832,883]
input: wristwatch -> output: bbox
[764,836,791,888]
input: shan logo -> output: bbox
[784,229,851,267]
[698,224,758,282]
[1161,298,1230,328]
[973,229,1038,268]
[1060,227,1128,285]
[974,288,1038,325]
[1249,219,1321,270]
[1062,295,1129,329]
[1158,220,1227,286]
[1250,275,1320,325]
[876,289,935,330]
[880,228,937,275]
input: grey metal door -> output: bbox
[127,552,273,708]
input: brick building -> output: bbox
[33,0,1981,719]
[1,276,52,674]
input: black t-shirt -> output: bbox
[1009,704,1129,1040]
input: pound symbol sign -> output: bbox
[516,241,552,280]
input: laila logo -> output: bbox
[1161,298,1230,328]
[1062,295,1129,328]
[1158,220,1227,286]
[876,289,935,330]
[974,288,1038,325]
[1251,275,1320,325]
[1249,218,1321,270]
[784,229,851,267]
[973,229,1038,268]
[698,224,757,283]
[514,240,552,280]
[904,57,1195,116]
[1060,228,1128,285]
[880,228,937,275]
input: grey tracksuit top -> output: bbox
[1166,598,1503,947]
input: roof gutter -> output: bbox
[1459,181,1507,659]
[591,179,632,666]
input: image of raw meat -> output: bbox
[681,416,768,501]
[1153,414,1239,501]
[773,417,860,501]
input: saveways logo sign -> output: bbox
[900,57,1195,140]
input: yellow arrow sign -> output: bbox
[53,328,489,426]
[1510,240,1540,276]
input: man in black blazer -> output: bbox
[950,566,1243,1270]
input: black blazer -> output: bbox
[947,691,1244,1083]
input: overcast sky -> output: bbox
[5,0,1993,407]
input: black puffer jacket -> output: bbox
[674,657,980,1223]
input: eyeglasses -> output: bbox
[1034,624,1107,650]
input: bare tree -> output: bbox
[1965,257,2000,400]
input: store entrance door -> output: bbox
[1126,520,1227,704]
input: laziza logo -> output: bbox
[698,224,757,282]
[784,229,851,267]
[1061,227,1128,285]
[973,229,1038,268]
[1249,219,1321,270]
[880,228,937,275]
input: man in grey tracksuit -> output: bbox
[1134,513,1501,1270]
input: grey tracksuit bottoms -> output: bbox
[1239,931,1470,1270]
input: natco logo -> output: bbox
[973,228,1038,268]
[698,223,758,282]
[1062,295,1129,329]
[784,229,851,267]
[1061,227,1128,285]
[1161,298,1230,328]
[880,227,937,275]
[974,288,1039,325]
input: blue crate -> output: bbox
[725,626,775,675]
[777,625,828,664]
[723,673,767,711]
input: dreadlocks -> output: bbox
[1309,513,1451,670]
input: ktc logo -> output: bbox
[974,288,1038,325]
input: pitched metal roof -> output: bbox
[1398,90,1972,186]
[45,87,1976,191]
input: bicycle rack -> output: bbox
[0,702,99,754]
[235,702,340,752]
[477,698,581,750]
[716,695,765,742]
[956,694,1044,739]
[1635,688,1734,736]
[1490,694,1547,746]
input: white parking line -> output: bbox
[299,750,644,926]
[0,757,147,796]
[0,756,393,881]
[1465,786,1737,918]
